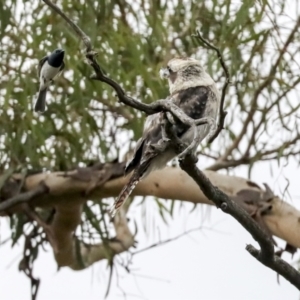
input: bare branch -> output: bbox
[42,0,92,51]
[179,155,300,289]
[246,244,300,288]
[42,0,215,132]
[219,17,300,161]
[180,156,274,253]
[0,182,49,213]
[193,30,231,143]
[132,226,203,256]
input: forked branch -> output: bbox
[42,0,217,130]
[193,30,230,143]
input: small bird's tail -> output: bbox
[110,177,140,217]
[34,88,47,113]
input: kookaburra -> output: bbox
[111,57,220,216]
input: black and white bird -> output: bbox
[35,49,65,113]
[110,57,220,216]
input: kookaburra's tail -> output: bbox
[110,177,140,217]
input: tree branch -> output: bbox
[219,17,300,161]
[2,163,300,286]
[54,205,135,269]
[246,244,300,288]
[193,30,231,143]
[132,226,203,256]
[0,182,49,213]
[42,0,92,51]
[179,155,300,289]
[1,165,300,248]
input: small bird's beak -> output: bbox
[159,68,170,79]
[52,49,65,56]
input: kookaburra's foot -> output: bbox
[177,142,195,159]
[177,123,199,159]
[161,137,171,143]
[161,111,175,142]
[205,117,217,141]
[150,137,170,152]
[86,50,98,57]
[165,111,176,125]
[160,126,171,144]
[177,117,216,160]
[177,145,198,162]
[178,152,198,164]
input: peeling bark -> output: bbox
[1,163,299,266]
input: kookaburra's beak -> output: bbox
[159,68,170,79]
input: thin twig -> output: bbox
[0,183,49,212]
[192,30,231,143]
[42,0,91,51]
[132,226,203,256]
[246,244,300,288]
[42,0,213,129]
[219,17,300,161]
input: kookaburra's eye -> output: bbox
[167,66,173,72]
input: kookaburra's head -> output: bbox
[160,57,215,94]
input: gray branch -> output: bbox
[0,183,49,213]
[179,154,300,289]
[192,30,230,143]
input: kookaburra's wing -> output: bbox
[111,113,164,215]
[124,114,162,176]
[172,86,212,137]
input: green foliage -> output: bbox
[1,0,299,176]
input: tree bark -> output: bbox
[2,165,299,266]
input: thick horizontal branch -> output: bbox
[0,183,48,212]
[2,165,300,250]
